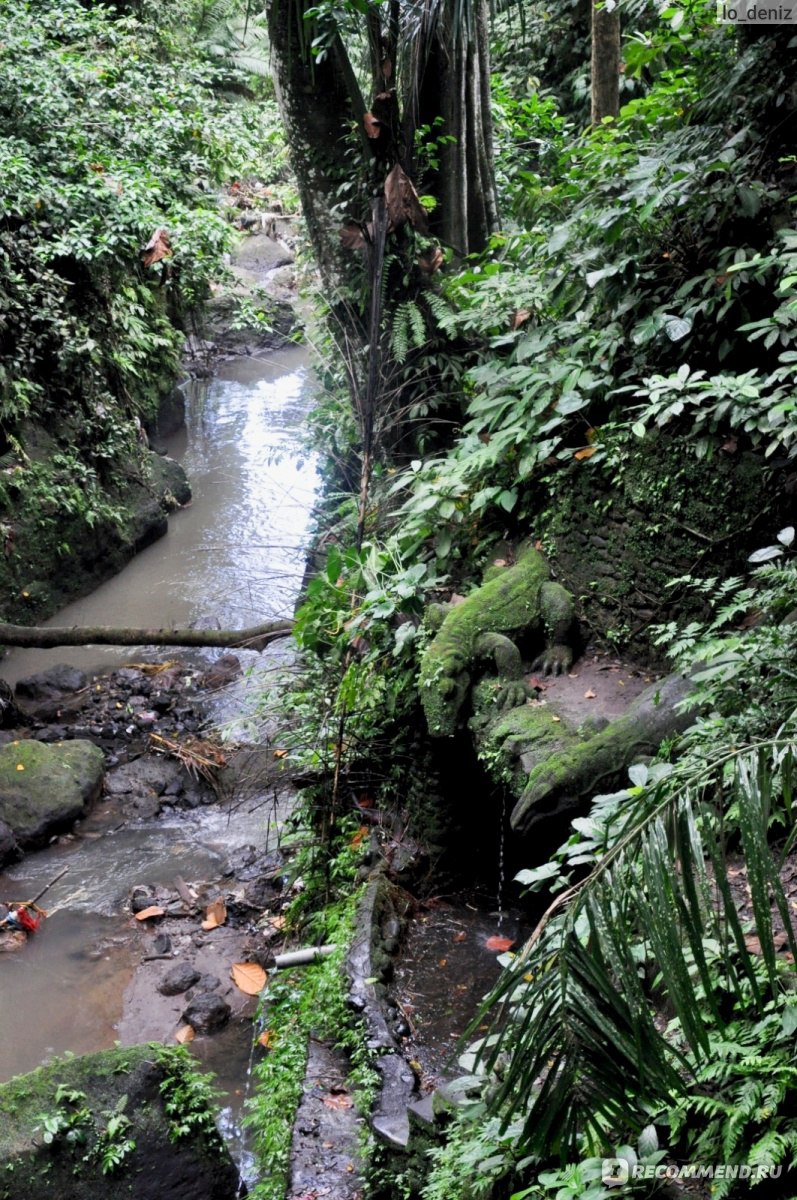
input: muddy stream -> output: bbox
[0,344,319,1179]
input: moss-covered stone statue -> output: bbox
[419,541,693,834]
[419,543,575,737]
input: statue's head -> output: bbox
[421,668,469,738]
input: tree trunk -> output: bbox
[267,0,363,289]
[591,0,620,125]
[434,0,500,255]
[0,619,293,650]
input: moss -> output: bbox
[547,431,779,660]
[0,1045,239,1200]
[0,1047,148,1162]
[0,439,189,629]
[474,698,578,796]
[419,544,573,736]
[0,738,103,843]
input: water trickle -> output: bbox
[233,1012,267,1194]
[496,791,507,929]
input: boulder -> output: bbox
[0,738,104,848]
[0,817,19,864]
[0,1044,241,1200]
[158,963,201,996]
[182,993,231,1034]
[15,664,87,701]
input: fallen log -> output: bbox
[0,618,293,650]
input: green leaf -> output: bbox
[748,545,783,563]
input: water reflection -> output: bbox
[1,345,318,684]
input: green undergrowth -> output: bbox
[244,895,379,1200]
[0,0,289,613]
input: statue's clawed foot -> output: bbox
[532,644,573,677]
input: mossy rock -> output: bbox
[0,738,103,849]
[0,440,189,629]
[146,452,192,508]
[0,1044,240,1200]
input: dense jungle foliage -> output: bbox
[273,1,797,1197]
[0,0,280,570]
[3,0,797,1196]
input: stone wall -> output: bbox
[547,431,785,660]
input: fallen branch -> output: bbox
[0,618,293,650]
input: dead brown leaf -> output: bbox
[175,1024,195,1044]
[202,898,227,931]
[584,688,597,699]
[134,905,165,921]
[574,446,597,460]
[322,1092,353,1110]
[418,246,444,274]
[511,308,531,330]
[384,164,428,233]
[340,222,367,251]
[485,935,515,952]
[363,111,381,139]
[142,226,172,268]
[231,961,267,995]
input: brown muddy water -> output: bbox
[0,346,319,1180]
[1,344,317,686]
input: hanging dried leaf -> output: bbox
[258,1029,275,1049]
[231,961,267,995]
[142,226,172,268]
[574,446,597,460]
[201,898,227,931]
[175,1024,195,1044]
[511,308,531,330]
[418,246,444,274]
[384,164,428,233]
[134,905,165,921]
[340,222,367,251]
[381,57,393,80]
[363,111,381,139]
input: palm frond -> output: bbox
[476,740,797,1160]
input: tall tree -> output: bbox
[268,0,500,288]
[591,0,620,124]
